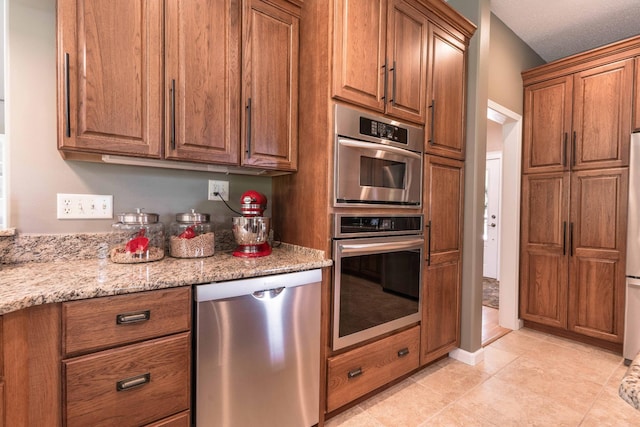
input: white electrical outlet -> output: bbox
[208,180,229,201]
[57,193,113,219]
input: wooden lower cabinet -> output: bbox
[64,333,191,427]
[520,168,628,346]
[326,326,420,412]
[1,288,192,427]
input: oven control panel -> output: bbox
[359,117,408,144]
[334,214,423,238]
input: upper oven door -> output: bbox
[335,138,422,207]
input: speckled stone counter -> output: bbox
[0,231,332,315]
[620,355,640,409]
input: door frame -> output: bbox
[488,100,523,331]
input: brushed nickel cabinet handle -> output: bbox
[116,310,150,325]
[562,221,567,256]
[569,222,574,257]
[347,367,363,379]
[397,347,410,358]
[382,61,388,102]
[428,99,435,146]
[246,98,252,158]
[116,373,150,391]
[64,52,71,138]
[389,60,396,105]
[426,220,432,266]
[562,132,568,167]
[170,79,176,150]
[572,131,576,167]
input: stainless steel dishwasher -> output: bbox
[193,269,321,427]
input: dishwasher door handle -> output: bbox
[252,287,285,300]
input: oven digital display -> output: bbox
[360,117,408,144]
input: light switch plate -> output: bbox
[57,193,113,219]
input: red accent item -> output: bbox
[232,243,272,258]
[178,225,196,239]
[125,229,149,253]
[240,191,267,217]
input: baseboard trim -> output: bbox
[449,347,485,365]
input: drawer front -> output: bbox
[63,287,191,356]
[326,326,420,412]
[144,410,190,427]
[64,332,190,427]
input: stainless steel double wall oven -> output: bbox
[332,104,425,351]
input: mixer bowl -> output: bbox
[232,217,270,245]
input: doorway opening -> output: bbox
[482,100,523,345]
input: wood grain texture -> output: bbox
[635,57,640,132]
[241,0,300,171]
[164,0,241,164]
[2,304,62,427]
[326,326,419,412]
[57,0,163,158]
[62,287,191,356]
[523,76,573,173]
[144,411,190,427]
[425,21,467,159]
[63,333,191,427]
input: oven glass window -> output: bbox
[338,250,420,337]
[360,156,406,189]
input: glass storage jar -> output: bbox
[109,209,165,263]
[169,209,215,258]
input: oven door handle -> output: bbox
[337,138,422,159]
[338,238,424,255]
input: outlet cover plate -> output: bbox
[57,193,113,219]
[208,180,229,201]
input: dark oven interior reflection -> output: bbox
[339,251,420,337]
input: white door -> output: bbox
[483,155,501,279]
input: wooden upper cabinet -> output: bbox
[523,76,573,173]
[384,0,428,124]
[332,0,427,124]
[332,0,386,113]
[421,156,464,364]
[572,59,633,171]
[519,172,570,328]
[425,22,467,160]
[241,0,299,171]
[57,0,163,158]
[164,0,240,165]
[635,57,640,132]
[568,168,628,343]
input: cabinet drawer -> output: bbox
[144,410,190,427]
[63,287,191,356]
[326,326,420,412]
[64,332,191,427]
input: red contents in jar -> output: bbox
[125,228,150,253]
[178,225,196,239]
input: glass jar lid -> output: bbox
[175,209,210,223]
[117,208,160,224]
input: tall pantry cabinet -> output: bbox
[520,36,640,350]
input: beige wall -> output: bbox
[487,119,504,152]
[7,0,270,234]
[488,14,545,114]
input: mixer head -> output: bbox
[240,190,267,217]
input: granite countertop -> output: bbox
[620,355,640,410]
[0,232,332,316]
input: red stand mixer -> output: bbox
[232,191,272,257]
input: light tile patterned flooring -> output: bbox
[325,328,640,426]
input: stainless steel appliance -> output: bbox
[232,190,272,257]
[332,214,423,350]
[624,132,640,363]
[193,269,321,426]
[334,104,423,207]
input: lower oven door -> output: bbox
[333,235,423,350]
[335,138,422,207]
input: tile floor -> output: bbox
[325,328,640,426]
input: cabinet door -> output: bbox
[425,22,467,160]
[519,173,570,328]
[385,0,427,124]
[332,0,387,113]
[165,0,240,164]
[241,0,299,171]
[568,168,628,343]
[522,76,573,173]
[421,156,463,364]
[634,57,640,132]
[57,0,163,158]
[572,59,633,170]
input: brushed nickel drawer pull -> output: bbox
[116,310,150,325]
[347,367,363,379]
[116,373,150,391]
[397,347,410,358]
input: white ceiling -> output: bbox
[490,0,640,62]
